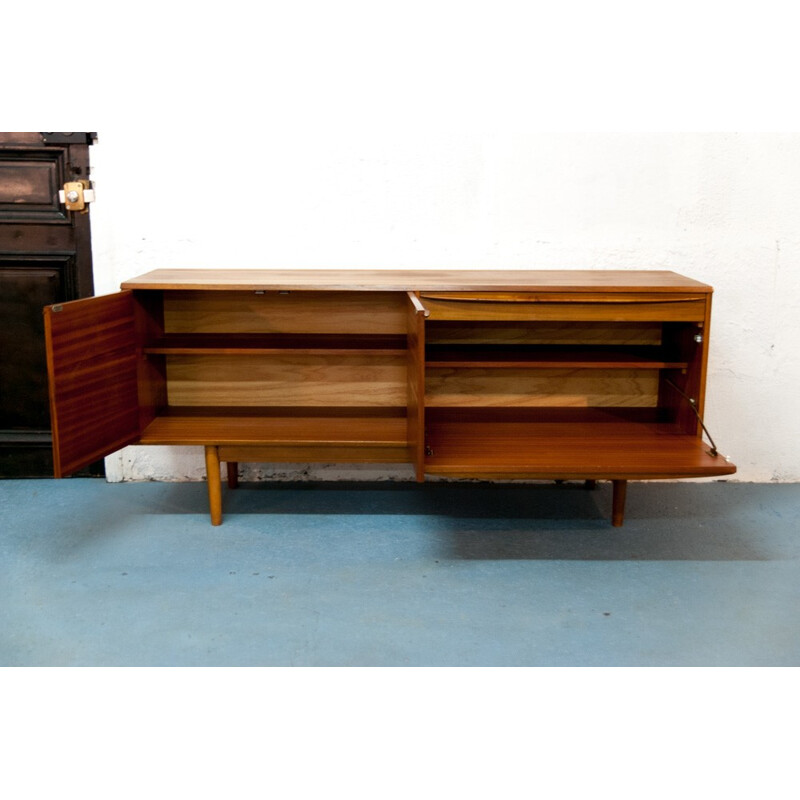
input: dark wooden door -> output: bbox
[0,132,99,476]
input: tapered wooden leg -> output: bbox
[611,479,627,527]
[227,461,239,489]
[205,445,223,526]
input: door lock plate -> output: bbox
[59,180,95,212]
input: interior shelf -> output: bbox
[425,344,687,370]
[139,407,408,447]
[424,412,733,479]
[144,333,408,356]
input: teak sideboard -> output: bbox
[43,269,736,526]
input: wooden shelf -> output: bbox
[424,417,735,479]
[139,409,408,447]
[144,333,407,356]
[425,345,687,370]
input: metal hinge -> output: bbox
[41,132,98,145]
[58,180,95,212]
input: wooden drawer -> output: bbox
[419,292,707,322]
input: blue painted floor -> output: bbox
[1,478,798,666]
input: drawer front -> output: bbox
[419,293,707,322]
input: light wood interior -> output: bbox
[147,285,725,473]
[140,411,408,446]
[165,353,407,407]
[425,367,660,408]
[163,290,406,334]
[426,321,664,346]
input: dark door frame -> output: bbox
[0,132,100,477]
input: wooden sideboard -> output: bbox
[43,269,736,525]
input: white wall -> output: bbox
[10,1,794,484]
[87,131,800,483]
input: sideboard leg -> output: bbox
[205,445,223,526]
[611,479,627,527]
[227,461,239,489]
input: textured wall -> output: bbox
[87,132,800,483]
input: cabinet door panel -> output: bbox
[44,291,141,476]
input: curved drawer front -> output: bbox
[419,292,707,322]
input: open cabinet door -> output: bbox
[44,291,141,476]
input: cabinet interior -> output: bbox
[134,290,414,463]
[131,288,709,476]
[44,269,736,525]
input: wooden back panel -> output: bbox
[166,354,407,407]
[426,320,662,409]
[426,367,660,408]
[163,291,406,334]
[161,291,409,409]
[427,321,663,346]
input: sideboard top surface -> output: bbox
[121,269,713,293]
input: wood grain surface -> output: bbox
[122,269,713,293]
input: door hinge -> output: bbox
[59,180,95,212]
